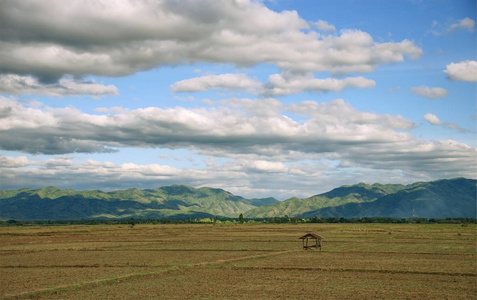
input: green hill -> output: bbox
[0,179,475,220]
[297,178,476,219]
[244,182,405,218]
[0,185,278,220]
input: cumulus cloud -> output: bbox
[171,73,376,96]
[0,154,339,198]
[0,154,30,168]
[424,113,471,133]
[313,20,336,32]
[264,73,375,96]
[0,154,186,190]
[250,160,288,173]
[335,139,476,180]
[410,86,448,99]
[432,17,475,35]
[287,99,415,131]
[0,97,417,156]
[0,74,118,96]
[424,113,441,125]
[0,0,422,83]
[444,60,477,82]
[449,17,475,32]
[170,73,262,93]
[1,96,474,185]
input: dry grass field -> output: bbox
[0,223,475,299]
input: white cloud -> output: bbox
[170,73,262,93]
[1,97,474,194]
[424,113,441,125]
[0,98,57,130]
[432,17,475,35]
[410,86,448,99]
[449,17,475,32]
[313,20,336,32]
[265,73,375,96]
[0,144,475,199]
[120,162,181,177]
[424,113,471,133]
[0,0,422,83]
[444,60,477,82]
[0,154,30,168]
[0,97,416,155]
[250,160,288,173]
[335,139,476,180]
[0,74,118,96]
[171,73,376,96]
[287,99,415,131]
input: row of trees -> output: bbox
[1,217,475,226]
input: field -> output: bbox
[0,223,476,299]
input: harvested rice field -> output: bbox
[0,223,475,299]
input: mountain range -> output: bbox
[245,178,476,219]
[0,178,475,220]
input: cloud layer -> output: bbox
[0,0,422,83]
[1,97,414,155]
[0,153,412,199]
[0,1,474,199]
[1,97,474,186]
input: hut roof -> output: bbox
[299,233,324,240]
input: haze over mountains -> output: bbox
[0,178,475,220]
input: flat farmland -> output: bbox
[0,223,475,299]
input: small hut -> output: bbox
[299,233,324,250]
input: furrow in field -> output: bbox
[232,266,477,277]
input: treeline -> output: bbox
[245,217,476,224]
[1,217,475,226]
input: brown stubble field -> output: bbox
[0,223,476,299]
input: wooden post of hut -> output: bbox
[299,233,324,250]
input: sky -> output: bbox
[0,0,476,200]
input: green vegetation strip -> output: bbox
[2,250,298,299]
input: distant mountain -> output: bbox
[297,178,476,219]
[244,182,406,218]
[0,179,475,220]
[244,178,475,219]
[0,185,278,220]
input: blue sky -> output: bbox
[0,0,475,199]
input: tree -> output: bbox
[238,213,244,224]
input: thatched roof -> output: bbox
[299,233,324,240]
